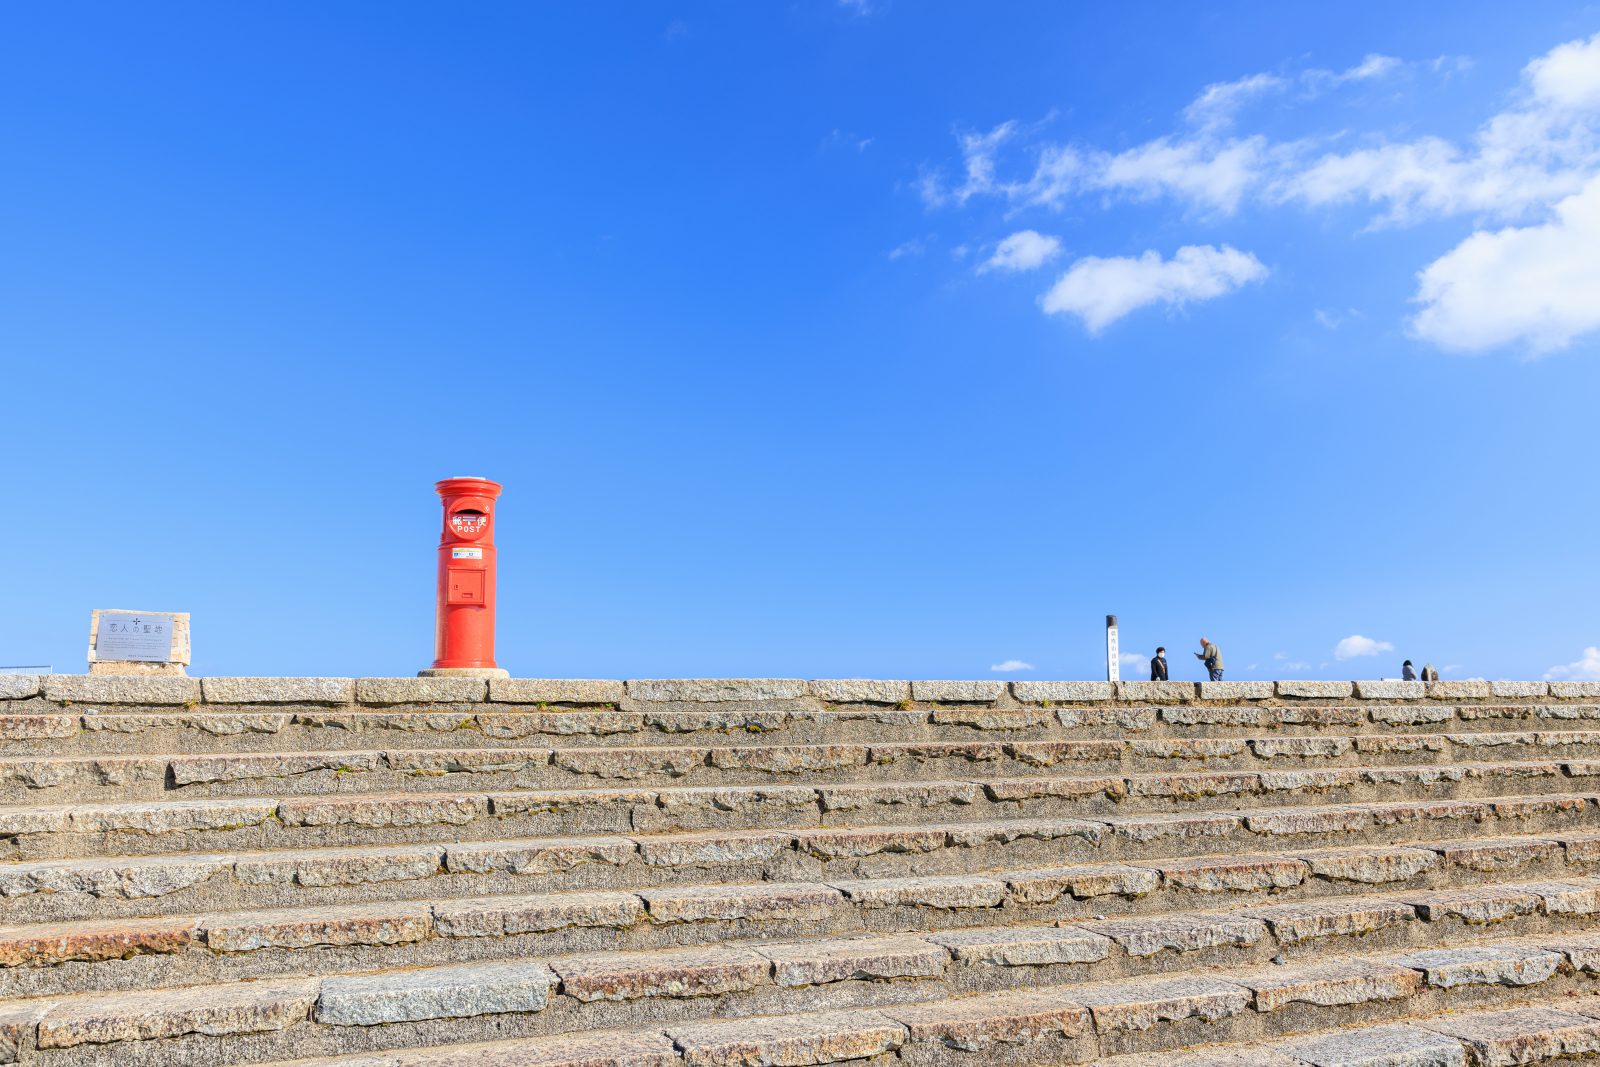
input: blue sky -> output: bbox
[3,2,1598,682]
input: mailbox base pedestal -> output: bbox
[417,667,509,679]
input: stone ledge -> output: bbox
[910,681,1005,703]
[1353,680,1426,700]
[626,679,808,703]
[1492,681,1550,698]
[1012,681,1115,703]
[41,675,200,706]
[1276,681,1355,699]
[489,679,625,705]
[1427,680,1492,700]
[0,676,42,701]
[355,677,487,705]
[1197,682,1275,701]
[1116,681,1197,704]
[1552,682,1600,699]
[201,678,354,705]
[809,680,911,704]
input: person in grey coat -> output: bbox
[1195,637,1224,681]
[1402,661,1416,681]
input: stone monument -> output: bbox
[87,609,190,675]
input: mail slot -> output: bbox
[432,477,503,671]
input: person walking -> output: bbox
[1402,660,1416,681]
[1195,637,1224,681]
[1150,647,1168,681]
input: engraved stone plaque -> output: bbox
[94,612,177,662]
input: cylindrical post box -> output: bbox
[431,476,503,671]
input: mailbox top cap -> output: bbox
[435,477,503,499]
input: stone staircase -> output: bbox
[2,675,1600,1065]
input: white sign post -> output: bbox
[1106,614,1120,683]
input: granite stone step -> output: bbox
[12,932,1600,1066]
[0,766,1594,861]
[5,806,1600,924]
[3,838,1600,998]
[6,702,1600,758]
[6,731,1600,802]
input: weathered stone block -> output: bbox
[43,674,201,705]
[1551,682,1600,699]
[626,679,807,702]
[1238,959,1421,1012]
[887,989,1091,1050]
[553,946,769,1001]
[318,959,554,1024]
[910,680,1005,703]
[1281,1024,1467,1067]
[1244,899,1415,944]
[831,875,1006,910]
[0,917,196,966]
[0,675,42,700]
[669,1010,906,1067]
[1428,680,1492,699]
[277,793,483,829]
[1004,864,1160,903]
[1421,1007,1600,1067]
[641,882,841,924]
[434,892,645,937]
[1012,681,1115,702]
[39,978,317,1047]
[794,826,945,860]
[1117,681,1196,703]
[1197,681,1275,700]
[1276,680,1355,699]
[1080,914,1266,957]
[1353,680,1426,700]
[760,936,948,987]
[1155,854,1308,893]
[928,925,1111,967]
[808,679,910,704]
[202,902,433,952]
[201,677,354,704]
[1491,681,1549,698]
[1398,886,1542,925]
[489,679,625,704]
[1302,847,1437,884]
[1393,945,1562,988]
[636,830,793,868]
[356,677,487,705]
[1072,974,1251,1032]
[444,837,632,876]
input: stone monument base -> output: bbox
[417,666,510,679]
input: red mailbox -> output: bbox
[431,476,503,672]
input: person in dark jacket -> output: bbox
[1150,648,1168,681]
[1402,660,1416,681]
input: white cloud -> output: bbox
[1184,73,1287,130]
[979,230,1062,274]
[1334,634,1395,660]
[917,32,1600,353]
[1118,652,1148,667]
[990,659,1034,672]
[887,237,928,260]
[1526,32,1600,111]
[1546,646,1600,681]
[1040,244,1267,332]
[1303,53,1403,90]
[1409,175,1600,353]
